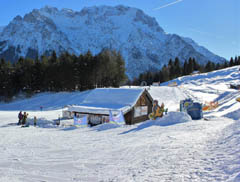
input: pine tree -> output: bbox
[229,57,234,67]
[234,56,239,65]
[153,72,159,82]
[187,57,194,74]
[161,65,170,82]
[46,51,60,91]
[192,58,200,71]
[182,60,188,75]
[174,57,181,77]
[32,57,44,92]
[168,59,175,79]
[223,61,229,68]
[205,61,214,72]
[114,51,127,87]
[0,59,15,101]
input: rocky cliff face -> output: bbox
[0,5,225,78]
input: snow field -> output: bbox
[1,66,240,181]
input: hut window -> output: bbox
[134,106,148,117]
[89,115,102,124]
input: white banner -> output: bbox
[109,110,125,124]
[74,115,88,126]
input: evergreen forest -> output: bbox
[0,48,239,102]
[130,56,240,86]
[0,49,126,101]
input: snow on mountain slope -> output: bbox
[0,26,4,33]
[182,37,224,63]
[0,5,225,78]
[0,66,240,181]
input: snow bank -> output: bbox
[92,112,192,133]
[93,123,121,131]
[27,117,58,128]
[154,111,192,126]
[121,112,192,134]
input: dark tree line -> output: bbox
[131,56,240,86]
[0,49,127,102]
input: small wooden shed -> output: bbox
[67,88,153,125]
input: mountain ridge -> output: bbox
[0,5,226,78]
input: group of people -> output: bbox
[18,111,29,126]
[18,111,37,127]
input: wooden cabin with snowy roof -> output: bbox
[67,88,153,125]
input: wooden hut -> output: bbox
[67,88,153,125]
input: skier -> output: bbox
[18,111,23,125]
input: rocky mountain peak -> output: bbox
[0,5,226,79]
[40,6,59,15]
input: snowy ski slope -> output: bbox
[0,66,240,181]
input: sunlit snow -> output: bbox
[0,66,240,181]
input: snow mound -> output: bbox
[27,117,57,128]
[93,123,121,131]
[146,111,192,128]
[154,111,192,126]
[121,112,192,134]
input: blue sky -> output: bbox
[1,0,239,59]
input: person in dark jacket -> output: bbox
[34,116,37,126]
[18,111,23,125]
[22,112,28,126]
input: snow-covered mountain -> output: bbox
[0,5,226,78]
[0,26,4,33]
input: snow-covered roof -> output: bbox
[68,88,146,115]
[68,105,131,115]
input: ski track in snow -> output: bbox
[1,66,240,182]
